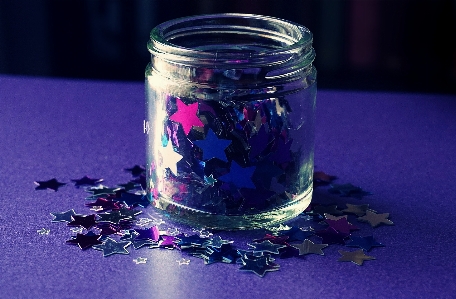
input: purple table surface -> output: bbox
[1,75,456,299]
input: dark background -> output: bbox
[1,0,455,94]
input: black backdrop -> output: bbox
[1,0,455,94]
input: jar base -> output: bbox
[150,186,313,230]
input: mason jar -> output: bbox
[145,13,316,230]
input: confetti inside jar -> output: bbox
[145,13,316,230]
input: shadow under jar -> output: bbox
[145,13,316,230]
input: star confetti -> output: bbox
[315,227,349,245]
[37,228,50,235]
[66,231,102,250]
[357,210,394,227]
[160,139,183,176]
[50,209,76,222]
[67,214,97,230]
[338,249,375,265]
[194,129,231,161]
[342,203,374,216]
[133,257,148,264]
[313,171,337,187]
[239,255,280,277]
[219,161,256,189]
[176,258,190,265]
[291,239,328,256]
[124,165,146,177]
[71,176,103,187]
[34,178,66,191]
[345,236,385,251]
[328,183,372,199]
[169,98,204,135]
[248,240,287,255]
[46,166,394,278]
[92,237,131,257]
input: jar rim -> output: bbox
[148,13,313,66]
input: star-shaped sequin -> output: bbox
[342,203,374,216]
[239,255,280,277]
[66,231,102,250]
[328,183,372,199]
[135,226,160,241]
[97,211,132,224]
[248,240,287,254]
[37,228,50,235]
[278,226,314,242]
[169,98,204,135]
[313,171,337,187]
[85,198,121,212]
[67,214,97,230]
[315,227,349,245]
[160,140,183,176]
[133,257,148,264]
[176,258,190,265]
[291,239,328,256]
[219,161,256,189]
[124,165,146,177]
[34,178,66,191]
[194,129,231,161]
[325,217,359,234]
[358,210,394,227]
[117,192,150,208]
[207,236,233,248]
[346,235,385,251]
[50,209,76,222]
[338,249,375,265]
[71,176,103,187]
[86,185,122,199]
[92,237,131,257]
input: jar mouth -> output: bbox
[148,13,313,66]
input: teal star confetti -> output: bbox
[92,237,131,257]
[338,249,375,265]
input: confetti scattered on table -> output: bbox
[42,167,394,277]
[34,178,66,191]
[37,228,50,235]
[133,257,148,264]
[338,249,376,266]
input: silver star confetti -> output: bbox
[132,257,148,264]
[92,237,131,257]
[291,239,328,256]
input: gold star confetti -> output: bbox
[338,249,375,265]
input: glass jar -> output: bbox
[145,13,316,230]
